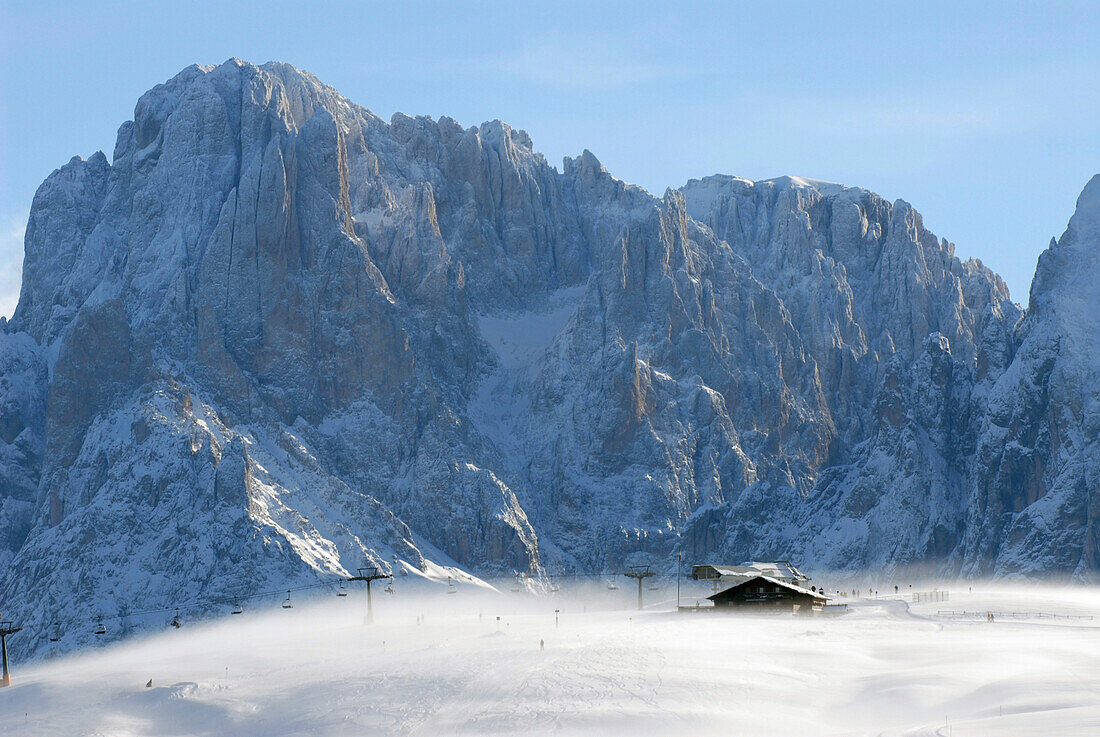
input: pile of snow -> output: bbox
[476,285,585,371]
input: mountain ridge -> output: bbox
[1,59,1096,657]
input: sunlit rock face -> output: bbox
[0,59,1096,653]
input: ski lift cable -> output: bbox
[28,565,636,639]
[37,568,617,634]
[26,562,615,634]
[31,577,354,636]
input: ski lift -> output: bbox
[49,622,61,642]
[282,590,293,609]
[648,584,659,591]
[231,598,243,615]
[94,617,107,636]
[337,581,348,597]
[550,583,560,593]
[607,581,619,590]
[446,577,457,595]
[384,582,395,595]
[170,608,182,628]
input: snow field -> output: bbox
[1,584,1098,736]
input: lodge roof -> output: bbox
[694,561,809,581]
[706,575,829,602]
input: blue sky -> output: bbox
[2,1,1098,317]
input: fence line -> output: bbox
[936,610,1093,620]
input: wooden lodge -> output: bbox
[707,575,827,614]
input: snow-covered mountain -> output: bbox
[1,60,1097,653]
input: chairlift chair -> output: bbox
[231,598,243,615]
[607,581,619,590]
[170,608,182,628]
[385,582,395,595]
[282,590,293,609]
[49,622,61,642]
[337,581,348,597]
[94,617,107,635]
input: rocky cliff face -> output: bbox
[676,175,1025,573]
[1,60,1096,654]
[959,176,1100,577]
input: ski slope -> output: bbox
[1,584,1098,736]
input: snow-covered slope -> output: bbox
[0,59,1097,657]
[2,585,1099,737]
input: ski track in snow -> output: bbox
[0,584,1098,736]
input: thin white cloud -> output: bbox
[0,209,27,319]
[726,59,1098,142]
[503,31,686,91]
[337,21,692,96]
[461,22,692,93]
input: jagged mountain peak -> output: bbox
[963,174,1100,578]
[1028,174,1100,318]
[1,63,1097,658]
[1067,173,1100,241]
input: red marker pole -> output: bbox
[0,623,22,687]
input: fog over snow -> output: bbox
[1,582,1098,736]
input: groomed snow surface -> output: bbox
[2,583,1098,736]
